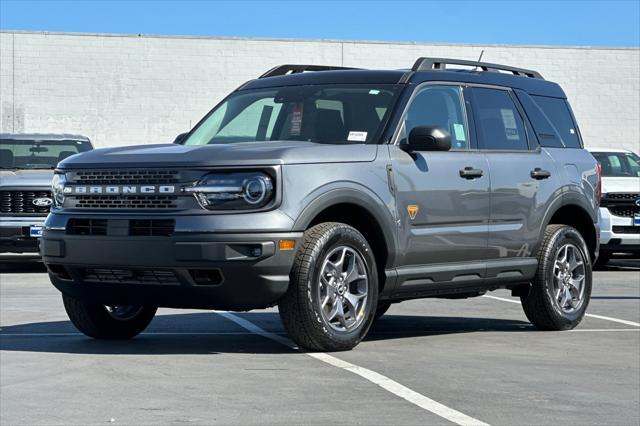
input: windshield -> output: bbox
[0,139,92,169]
[592,151,640,177]
[183,84,401,146]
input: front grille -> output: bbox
[608,207,640,217]
[602,193,640,218]
[0,191,52,215]
[79,268,179,285]
[613,226,640,235]
[73,170,179,185]
[67,219,108,235]
[64,169,192,211]
[74,195,178,209]
[130,219,175,236]
[605,193,639,200]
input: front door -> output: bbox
[390,84,490,267]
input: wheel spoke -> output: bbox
[344,292,363,316]
[569,276,583,292]
[559,287,572,308]
[334,301,347,328]
[326,301,339,321]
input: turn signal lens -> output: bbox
[279,240,296,251]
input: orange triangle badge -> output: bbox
[407,205,419,220]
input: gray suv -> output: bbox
[40,58,600,351]
[1,134,92,253]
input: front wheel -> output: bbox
[62,294,157,339]
[521,225,592,330]
[278,223,378,351]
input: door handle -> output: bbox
[459,166,484,179]
[530,168,551,180]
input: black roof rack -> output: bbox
[411,57,544,79]
[260,64,360,78]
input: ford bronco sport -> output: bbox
[41,58,600,351]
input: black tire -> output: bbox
[278,222,378,351]
[62,294,157,339]
[374,300,392,320]
[595,252,611,268]
[521,224,592,331]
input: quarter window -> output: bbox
[472,88,529,151]
[532,96,581,148]
[401,85,469,150]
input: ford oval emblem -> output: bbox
[33,197,53,207]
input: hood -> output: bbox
[601,176,640,194]
[0,169,54,188]
[58,141,378,169]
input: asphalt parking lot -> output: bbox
[1,257,639,426]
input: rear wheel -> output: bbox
[279,223,378,351]
[521,225,592,330]
[62,294,157,339]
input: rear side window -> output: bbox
[531,96,581,148]
[471,88,529,151]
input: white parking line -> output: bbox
[483,295,640,327]
[216,311,490,426]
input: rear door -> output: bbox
[469,86,559,260]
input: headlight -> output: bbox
[186,172,274,210]
[51,173,66,207]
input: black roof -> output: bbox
[242,59,565,98]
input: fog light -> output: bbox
[279,240,296,251]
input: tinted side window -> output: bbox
[402,85,469,149]
[472,88,529,151]
[513,89,564,148]
[532,96,581,148]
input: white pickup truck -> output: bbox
[589,148,640,264]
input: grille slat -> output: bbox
[73,170,179,185]
[130,219,175,236]
[74,195,178,210]
[67,219,175,236]
[79,268,179,285]
[0,191,51,215]
[612,226,640,235]
[602,192,640,218]
[67,219,108,236]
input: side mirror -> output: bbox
[402,126,451,152]
[173,132,188,144]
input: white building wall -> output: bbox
[0,31,638,152]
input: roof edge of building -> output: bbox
[1,29,638,51]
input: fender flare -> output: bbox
[292,185,398,267]
[535,190,597,257]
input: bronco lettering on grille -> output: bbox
[63,185,177,195]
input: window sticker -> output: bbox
[453,123,466,141]
[347,131,368,142]
[569,128,575,134]
[290,103,303,136]
[500,108,520,140]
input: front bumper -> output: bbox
[0,216,46,253]
[598,207,640,254]
[41,226,302,310]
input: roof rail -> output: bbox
[411,57,544,79]
[259,64,360,79]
